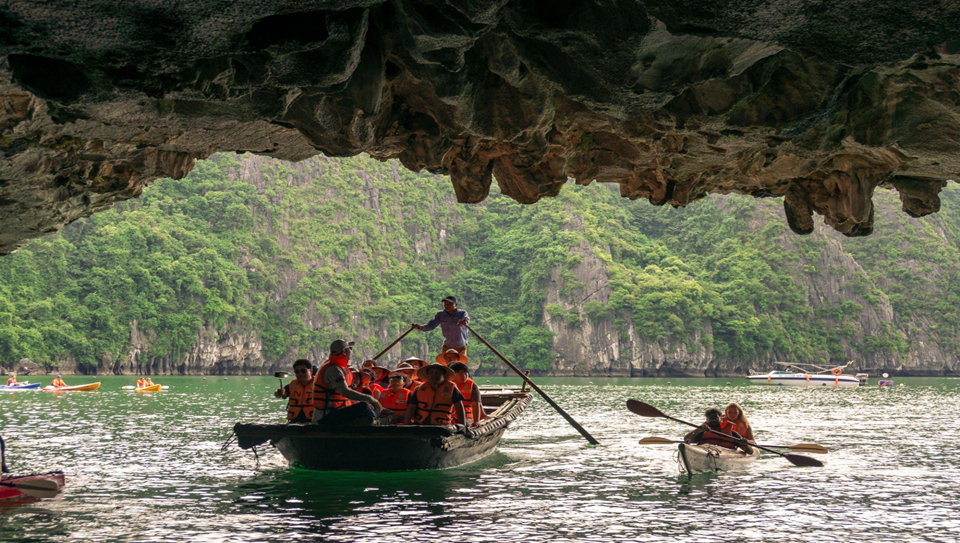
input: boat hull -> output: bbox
[0,383,40,391]
[0,471,65,502]
[42,382,101,392]
[747,374,860,387]
[135,384,162,392]
[679,443,760,474]
[234,390,532,471]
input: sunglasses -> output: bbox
[294,369,310,374]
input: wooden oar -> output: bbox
[0,478,61,499]
[638,436,828,454]
[372,325,416,361]
[468,325,599,445]
[626,399,823,467]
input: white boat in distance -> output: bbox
[747,362,866,387]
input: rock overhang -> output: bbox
[1,0,959,253]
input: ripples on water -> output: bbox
[1,377,958,542]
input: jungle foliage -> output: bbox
[1,153,958,371]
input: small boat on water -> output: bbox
[0,472,66,502]
[135,384,163,392]
[0,382,40,391]
[233,387,533,471]
[747,370,861,387]
[41,382,102,392]
[747,362,865,387]
[679,443,761,474]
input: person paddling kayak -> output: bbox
[721,402,755,442]
[50,375,66,388]
[684,408,753,454]
[6,374,17,387]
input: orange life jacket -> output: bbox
[6,378,15,386]
[313,361,354,416]
[51,378,65,387]
[721,416,750,438]
[137,378,146,388]
[455,378,476,421]
[697,422,739,449]
[414,381,458,425]
[380,387,411,413]
[286,379,315,423]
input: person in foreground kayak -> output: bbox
[50,375,66,388]
[403,363,466,426]
[6,374,16,386]
[684,408,753,454]
[313,339,382,425]
[274,359,316,423]
[721,402,755,442]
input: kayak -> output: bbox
[41,382,101,392]
[0,383,40,391]
[135,384,162,392]
[0,471,65,501]
[678,443,761,474]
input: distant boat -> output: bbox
[0,382,40,391]
[747,370,861,387]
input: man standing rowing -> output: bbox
[412,296,470,361]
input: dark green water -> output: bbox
[1,376,958,542]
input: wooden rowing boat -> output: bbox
[678,443,760,474]
[233,387,532,471]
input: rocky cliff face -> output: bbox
[537,191,960,377]
[2,1,959,254]
[5,152,960,377]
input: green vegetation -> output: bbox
[1,152,958,373]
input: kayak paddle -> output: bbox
[638,436,828,454]
[0,478,61,499]
[626,399,824,468]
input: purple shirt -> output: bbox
[421,309,470,348]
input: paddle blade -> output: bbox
[1,478,61,499]
[783,454,824,468]
[754,443,829,454]
[626,399,666,418]
[788,444,829,454]
[638,437,679,445]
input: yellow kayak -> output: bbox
[135,384,162,392]
[42,382,101,392]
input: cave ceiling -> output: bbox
[2,0,959,253]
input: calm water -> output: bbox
[1,376,958,542]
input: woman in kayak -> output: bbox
[722,402,755,442]
[684,408,753,454]
[6,374,16,386]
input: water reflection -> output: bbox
[1,377,959,542]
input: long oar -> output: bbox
[0,478,61,499]
[637,436,828,454]
[372,325,416,361]
[626,400,823,467]
[468,325,599,445]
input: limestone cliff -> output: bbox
[2,1,960,254]
[3,153,960,377]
